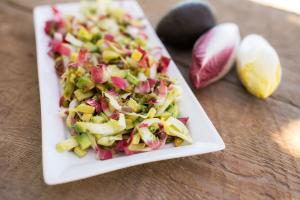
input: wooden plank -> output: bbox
[1,0,300,200]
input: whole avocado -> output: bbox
[156,0,215,48]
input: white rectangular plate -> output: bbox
[34,0,225,185]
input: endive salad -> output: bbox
[45,0,192,160]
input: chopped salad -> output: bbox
[45,0,192,160]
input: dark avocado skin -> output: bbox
[156,0,215,49]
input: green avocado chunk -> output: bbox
[76,75,95,92]
[56,136,78,152]
[75,133,92,150]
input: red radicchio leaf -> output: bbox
[190,46,234,88]
[189,24,240,89]
[158,80,168,96]
[139,123,150,128]
[111,76,129,90]
[44,6,64,36]
[68,62,79,69]
[148,78,156,90]
[177,117,189,125]
[146,132,167,150]
[86,99,101,113]
[90,64,107,84]
[58,45,71,57]
[115,140,128,152]
[146,97,158,105]
[135,80,150,94]
[54,57,65,76]
[59,96,65,107]
[110,111,120,120]
[44,20,57,36]
[137,47,149,68]
[157,56,170,74]
[95,145,113,160]
[100,96,109,111]
[51,5,60,15]
[124,147,136,155]
[104,34,115,42]
[78,48,88,64]
[99,15,107,20]
[125,13,132,20]
[107,89,119,96]
[49,40,71,57]
[115,139,136,155]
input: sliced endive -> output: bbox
[156,86,181,116]
[75,113,126,136]
[136,118,167,150]
[97,134,123,146]
[104,92,122,111]
[164,117,192,143]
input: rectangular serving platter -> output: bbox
[34,0,225,185]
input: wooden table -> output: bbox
[1,0,300,199]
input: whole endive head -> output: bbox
[190,23,240,89]
[236,34,282,99]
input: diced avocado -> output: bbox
[76,76,95,92]
[91,32,102,44]
[75,103,95,114]
[86,132,98,149]
[56,136,78,152]
[96,39,104,51]
[83,42,98,53]
[75,133,91,150]
[127,98,141,112]
[74,89,94,101]
[64,81,75,100]
[140,105,147,113]
[102,50,120,62]
[69,73,76,84]
[73,146,88,157]
[126,72,139,85]
[77,26,92,41]
[167,103,179,118]
[81,113,93,122]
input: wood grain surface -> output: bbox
[1,0,300,199]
